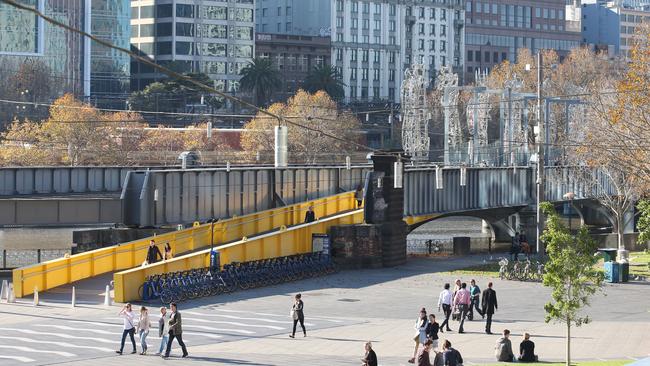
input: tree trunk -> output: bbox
[566,317,571,366]
[617,214,625,251]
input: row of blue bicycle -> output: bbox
[139,251,337,303]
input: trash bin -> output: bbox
[604,261,620,283]
[620,262,629,282]
[598,248,618,262]
[453,237,471,255]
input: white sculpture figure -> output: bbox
[437,66,461,151]
[467,70,491,163]
[502,75,525,165]
[401,64,430,162]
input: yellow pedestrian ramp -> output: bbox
[114,208,364,303]
[13,192,357,298]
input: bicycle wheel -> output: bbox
[160,289,173,304]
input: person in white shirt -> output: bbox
[157,307,169,355]
[116,303,137,355]
[137,306,151,355]
[437,283,453,333]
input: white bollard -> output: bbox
[33,286,39,307]
[71,286,76,308]
[0,280,7,302]
[104,285,111,307]
[7,284,15,303]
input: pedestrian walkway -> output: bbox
[0,306,353,366]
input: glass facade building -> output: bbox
[0,0,130,108]
[130,0,255,93]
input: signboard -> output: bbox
[312,234,330,255]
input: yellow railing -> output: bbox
[114,209,364,303]
[12,192,358,298]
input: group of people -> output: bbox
[510,232,532,260]
[495,329,538,363]
[117,302,188,359]
[144,239,173,266]
[437,279,498,335]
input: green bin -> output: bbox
[598,248,617,262]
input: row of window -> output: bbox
[134,41,252,58]
[348,85,396,101]
[467,33,580,52]
[466,2,565,21]
[466,50,507,63]
[131,23,253,40]
[259,6,291,17]
[131,4,253,22]
[258,22,292,33]
[336,0,394,16]
[406,6,448,20]
[257,52,326,72]
[620,13,649,23]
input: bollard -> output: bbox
[2,249,6,269]
[104,285,111,307]
[33,286,39,306]
[0,280,7,301]
[71,286,76,308]
[7,284,15,303]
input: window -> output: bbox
[543,8,548,19]
[430,8,436,19]
[467,50,473,62]
[286,22,292,31]
[352,34,358,42]
[336,48,343,61]
[475,50,481,62]
[418,23,425,35]
[389,36,396,45]
[440,40,446,52]
[374,20,381,30]
[419,7,425,19]
[337,17,343,28]
[493,52,498,63]
[373,87,379,98]
[440,25,446,36]
[176,4,194,18]
[352,1,358,13]
[231,45,252,58]
[429,24,435,35]
[441,9,446,20]
[418,39,425,50]
[156,23,172,37]
[336,33,343,42]
[176,23,194,37]
[286,6,291,15]
[535,7,541,17]
[374,35,380,44]
[351,50,358,62]
[352,18,358,29]
[389,20,396,32]
[156,4,173,18]
[277,6,281,15]
[336,0,343,12]
[476,2,482,13]
[202,61,226,74]
[429,40,435,51]
[362,68,368,80]
[389,88,395,100]
[484,51,490,63]
[363,19,369,30]
[362,1,369,14]
[131,7,138,19]
[139,24,154,37]
[138,42,154,54]
[362,49,369,62]
[176,42,193,55]
[388,69,395,81]
[350,68,357,80]
[140,6,154,18]
[231,25,253,40]
[492,4,498,14]
[262,8,267,16]
[389,4,396,16]
[550,9,555,19]
[389,52,395,63]
[156,41,172,55]
[375,3,381,14]
[361,87,368,99]
[362,35,369,43]
[201,6,227,20]
[466,1,472,12]
[373,51,380,63]
[441,56,446,66]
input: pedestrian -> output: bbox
[355,184,364,208]
[468,279,484,321]
[425,314,439,349]
[156,306,169,355]
[163,243,173,260]
[510,232,520,261]
[361,341,378,366]
[452,283,470,333]
[137,306,151,355]
[116,303,137,355]
[495,329,515,362]
[451,279,461,321]
[304,206,316,223]
[163,303,188,358]
[417,339,435,366]
[146,239,162,265]
[289,293,306,338]
[481,282,498,334]
[519,232,530,258]
[437,283,453,333]
[518,333,537,362]
[442,340,463,366]
[408,308,428,364]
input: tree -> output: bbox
[540,202,604,366]
[239,57,281,106]
[636,199,650,246]
[303,64,345,101]
[127,73,222,113]
[240,90,360,163]
[0,119,61,165]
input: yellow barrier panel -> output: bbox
[12,192,358,298]
[114,209,364,303]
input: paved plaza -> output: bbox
[1,254,649,366]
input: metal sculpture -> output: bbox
[437,66,462,151]
[401,64,430,162]
[501,74,526,165]
[467,70,491,163]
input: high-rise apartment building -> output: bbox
[130,0,255,94]
[576,0,650,58]
[464,0,581,81]
[255,0,331,36]
[0,0,130,107]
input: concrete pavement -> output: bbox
[1,254,649,365]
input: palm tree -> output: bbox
[238,57,281,106]
[303,64,345,101]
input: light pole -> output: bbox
[563,191,576,233]
[535,52,544,255]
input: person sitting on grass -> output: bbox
[518,333,538,362]
[495,329,515,362]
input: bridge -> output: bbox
[9,159,618,303]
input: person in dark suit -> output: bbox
[361,341,378,366]
[146,240,162,265]
[304,206,316,223]
[481,282,498,334]
[163,303,188,358]
[518,333,537,362]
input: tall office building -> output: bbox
[576,0,650,58]
[130,0,255,94]
[255,0,331,36]
[0,0,131,108]
[464,0,581,81]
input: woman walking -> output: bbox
[289,293,306,338]
[137,306,151,355]
[116,303,137,355]
[409,308,429,364]
[425,314,440,350]
[164,243,173,260]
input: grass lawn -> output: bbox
[596,250,650,279]
[440,261,501,277]
[479,360,631,366]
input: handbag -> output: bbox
[290,309,298,320]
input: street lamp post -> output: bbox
[563,192,576,233]
[535,52,545,256]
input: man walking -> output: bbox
[146,240,162,265]
[163,303,188,358]
[304,206,316,223]
[452,283,471,333]
[468,279,483,320]
[481,282,498,334]
[437,283,453,333]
